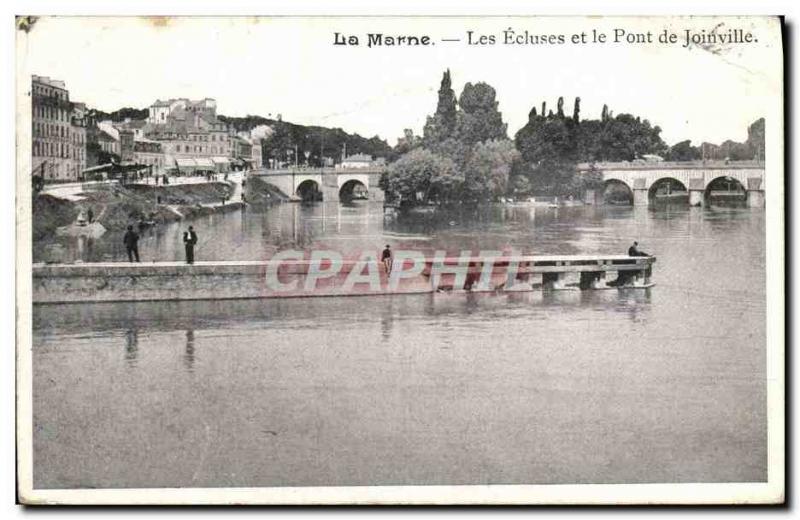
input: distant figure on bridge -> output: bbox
[183,226,198,264]
[382,245,393,273]
[628,241,651,257]
[123,225,140,263]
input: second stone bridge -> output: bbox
[578,160,766,207]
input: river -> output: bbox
[32,201,766,488]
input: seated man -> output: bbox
[628,241,651,257]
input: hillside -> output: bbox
[85,106,394,167]
[218,114,394,166]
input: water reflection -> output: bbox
[184,329,196,372]
[124,328,138,367]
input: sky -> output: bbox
[17,16,782,147]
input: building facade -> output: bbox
[142,98,232,173]
[32,76,87,181]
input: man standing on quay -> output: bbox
[381,244,393,274]
[123,225,140,263]
[183,226,198,264]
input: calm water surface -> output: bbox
[32,202,766,488]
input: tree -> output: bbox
[394,129,422,156]
[747,118,765,160]
[381,148,461,204]
[510,174,531,195]
[462,139,520,200]
[664,140,701,161]
[455,82,508,145]
[594,114,667,161]
[423,69,458,145]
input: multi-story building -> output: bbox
[119,128,166,175]
[142,97,232,174]
[148,98,217,125]
[69,102,87,178]
[251,139,263,169]
[32,75,87,181]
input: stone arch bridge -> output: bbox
[579,161,766,207]
[246,167,385,202]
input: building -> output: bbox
[94,128,120,157]
[251,139,263,169]
[148,98,217,125]
[31,75,87,182]
[231,134,253,170]
[133,138,167,175]
[69,102,87,179]
[142,97,231,174]
[339,153,374,169]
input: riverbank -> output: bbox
[33,181,242,241]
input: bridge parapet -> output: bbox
[578,161,766,207]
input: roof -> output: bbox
[95,129,119,142]
[122,119,148,129]
[32,76,67,90]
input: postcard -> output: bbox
[15,15,784,505]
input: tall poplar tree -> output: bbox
[422,69,458,145]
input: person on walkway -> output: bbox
[381,244,393,273]
[183,226,198,264]
[123,225,140,262]
[628,241,651,257]
[87,208,94,223]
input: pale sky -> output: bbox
[18,16,782,146]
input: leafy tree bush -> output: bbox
[381,148,461,204]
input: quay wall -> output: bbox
[32,261,432,304]
[32,256,656,304]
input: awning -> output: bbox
[211,157,230,165]
[194,158,215,168]
[82,163,114,174]
[176,158,197,168]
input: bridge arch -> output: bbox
[648,177,688,202]
[704,175,746,204]
[602,178,633,205]
[339,178,369,201]
[296,179,322,201]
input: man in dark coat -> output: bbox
[628,241,651,257]
[123,225,140,262]
[183,226,198,264]
[381,244,393,273]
